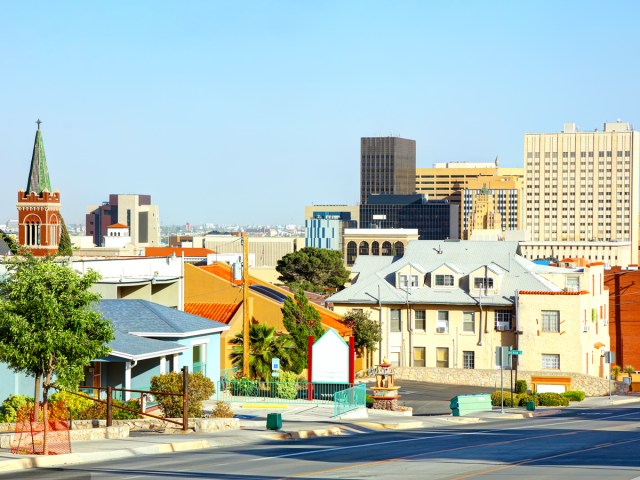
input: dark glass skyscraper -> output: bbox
[360,137,416,204]
[360,194,459,240]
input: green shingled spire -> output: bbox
[25,119,52,195]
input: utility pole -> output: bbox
[242,232,250,375]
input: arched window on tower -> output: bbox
[372,241,380,255]
[381,241,392,256]
[359,241,370,256]
[394,242,405,257]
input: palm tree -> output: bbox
[230,323,294,380]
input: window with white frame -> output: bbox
[566,276,580,292]
[542,311,560,332]
[436,311,449,333]
[495,310,513,331]
[390,309,401,332]
[462,312,475,333]
[463,351,475,369]
[414,310,426,331]
[542,353,560,369]
[399,274,420,288]
[474,277,494,289]
[434,274,455,287]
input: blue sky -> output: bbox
[2,1,639,227]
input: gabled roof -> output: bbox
[144,247,215,257]
[95,299,229,337]
[108,330,187,361]
[25,124,52,195]
[184,303,240,324]
[328,240,562,307]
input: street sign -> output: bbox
[271,358,280,371]
[509,349,523,356]
[496,346,510,367]
[271,371,280,377]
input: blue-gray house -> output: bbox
[85,299,229,399]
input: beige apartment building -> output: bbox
[522,121,639,265]
[415,162,524,238]
[343,228,419,266]
[327,240,609,381]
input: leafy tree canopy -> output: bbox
[342,309,382,355]
[276,247,350,294]
[281,289,324,373]
[0,255,114,403]
[229,323,294,380]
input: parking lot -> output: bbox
[368,379,497,415]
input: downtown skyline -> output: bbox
[2,1,640,226]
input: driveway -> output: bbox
[367,379,496,415]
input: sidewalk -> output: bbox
[1,395,638,474]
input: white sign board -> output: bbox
[272,358,280,371]
[311,329,349,383]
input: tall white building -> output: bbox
[521,121,639,265]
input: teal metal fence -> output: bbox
[216,379,354,405]
[333,384,366,417]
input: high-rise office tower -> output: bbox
[521,121,639,265]
[360,137,416,204]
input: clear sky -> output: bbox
[2,1,639,227]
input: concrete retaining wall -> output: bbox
[0,425,129,448]
[393,367,628,396]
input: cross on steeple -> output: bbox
[36,119,42,130]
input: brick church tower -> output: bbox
[16,120,61,256]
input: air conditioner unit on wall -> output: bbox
[436,327,447,334]
[496,323,511,331]
[565,285,579,292]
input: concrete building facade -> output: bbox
[522,121,639,265]
[86,194,160,248]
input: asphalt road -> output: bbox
[11,403,640,479]
[382,379,497,415]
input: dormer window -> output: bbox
[474,277,494,289]
[434,274,454,287]
[399,274,420,288]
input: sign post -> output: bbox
[271,357,280,378]
[508,348,522,408]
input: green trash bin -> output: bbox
[526,401,536,412]
[266,412,282,430]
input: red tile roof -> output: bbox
[144,247,215,257]
[184,303,240,324]
[519,290,588,295]
[198,263,351,336]
[107,223,129,229]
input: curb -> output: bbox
[0,440,212,474]
[276,427,342,440]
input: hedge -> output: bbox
[562,390,586,402]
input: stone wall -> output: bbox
[393,367,627,396]
[0,425,129,448]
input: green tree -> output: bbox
[0,229,19,255]
[229,323,294,380]
[342,309,382,355]
[281,289,324,373]
[57,217,73,256]
[0,255,114,441]
[276,247,350,293]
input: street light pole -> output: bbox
[242,232,250,376]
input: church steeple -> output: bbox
[25,119,52,195]
[17,120,61,256]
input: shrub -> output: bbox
[0,395,32,423]
[150,371,215,418]
[275,371,298,399]
[212,401,234,418]
[538,392,570,407]
[562,390,585,402]
[74,398,141,420]
[49,391,93,418]
[518,394,539,407]
[491,391,520,407]
[514,380,528,394]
